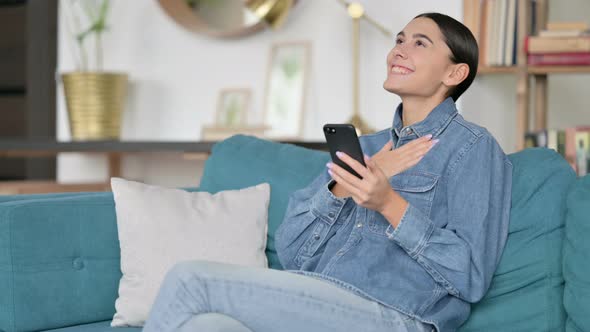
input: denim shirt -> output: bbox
[275,97,513,332]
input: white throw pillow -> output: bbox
[110,178,270,327]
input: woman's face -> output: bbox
[383,17,455,99]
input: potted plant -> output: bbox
[61,0,127,140]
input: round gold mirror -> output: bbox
[158,0,297,39]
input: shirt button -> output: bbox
[404,128,412,135]
[313,234,320,240]
[356,223,363,228]
[328,212,335,218]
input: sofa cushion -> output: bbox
[460,148,576,331]
[0,193,121,332]
[564,175,590,332]
[199,135,330,270]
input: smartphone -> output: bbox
[323,124,366,179]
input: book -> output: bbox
[527,52,590,66]
[547,129,558,152]
[546,22,589,31]
[487,0,497,65]
[526,36,590,54]
[536,129,548,147]
[464,0,484,47]
[497,0,508,65]
[524,133,537,148]
[524,129,548,148]
[463,0,477,42]
[480,0,490,65]
[574,132,590,176]
[473,0,484,46]
[538,29,590,38]
[530,0,537,36]
[511,0,518,65]
[557,130,567,157]
[566,127,590,174]
[504,0,517,66]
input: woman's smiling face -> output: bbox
[383,17,455,99]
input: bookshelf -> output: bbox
[465,0,590,150]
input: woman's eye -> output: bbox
[396,38,403,45]
[416,40,425,47]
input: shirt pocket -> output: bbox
[368,171,439,236]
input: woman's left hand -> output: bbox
[327,152,395,214]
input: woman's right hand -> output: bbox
[330,135,438,197]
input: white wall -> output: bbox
[56,0,590,186]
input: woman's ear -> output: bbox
[443,63,470,87]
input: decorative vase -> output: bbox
[62,72,128,140]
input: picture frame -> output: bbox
[215,88,251,127]
[263,41,311,139]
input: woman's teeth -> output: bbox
[391,66,413,75]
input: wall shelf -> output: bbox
[0,139,327,156]
[0,139,328,192]
[527,66,590,74]
[478,66,520,74]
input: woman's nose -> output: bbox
[393,46,407,59]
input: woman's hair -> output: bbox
[414,12,478,102]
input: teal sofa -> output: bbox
[0,135,588,332]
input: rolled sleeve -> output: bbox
[387,204,435,258]
[276,172,349,270]
[310,179,349,225]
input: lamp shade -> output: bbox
[246,0,294,29]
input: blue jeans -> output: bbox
[143,260,433,332]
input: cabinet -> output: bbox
[464,0,590,151]
[0,0,58,180]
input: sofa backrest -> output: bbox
[563,174,590,332]
[198,135,330,270]
[0,192,101,205]
[459,148,576,331]
[0,193,121,332]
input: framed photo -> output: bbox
[216,88,251,127]
[263,41,311,139]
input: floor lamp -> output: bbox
[336,0,393,135]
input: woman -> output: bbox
[143,12,512,332]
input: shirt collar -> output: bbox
[391,97,458,140]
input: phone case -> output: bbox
[323,124,366,179]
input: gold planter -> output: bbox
[62,72,128,140]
